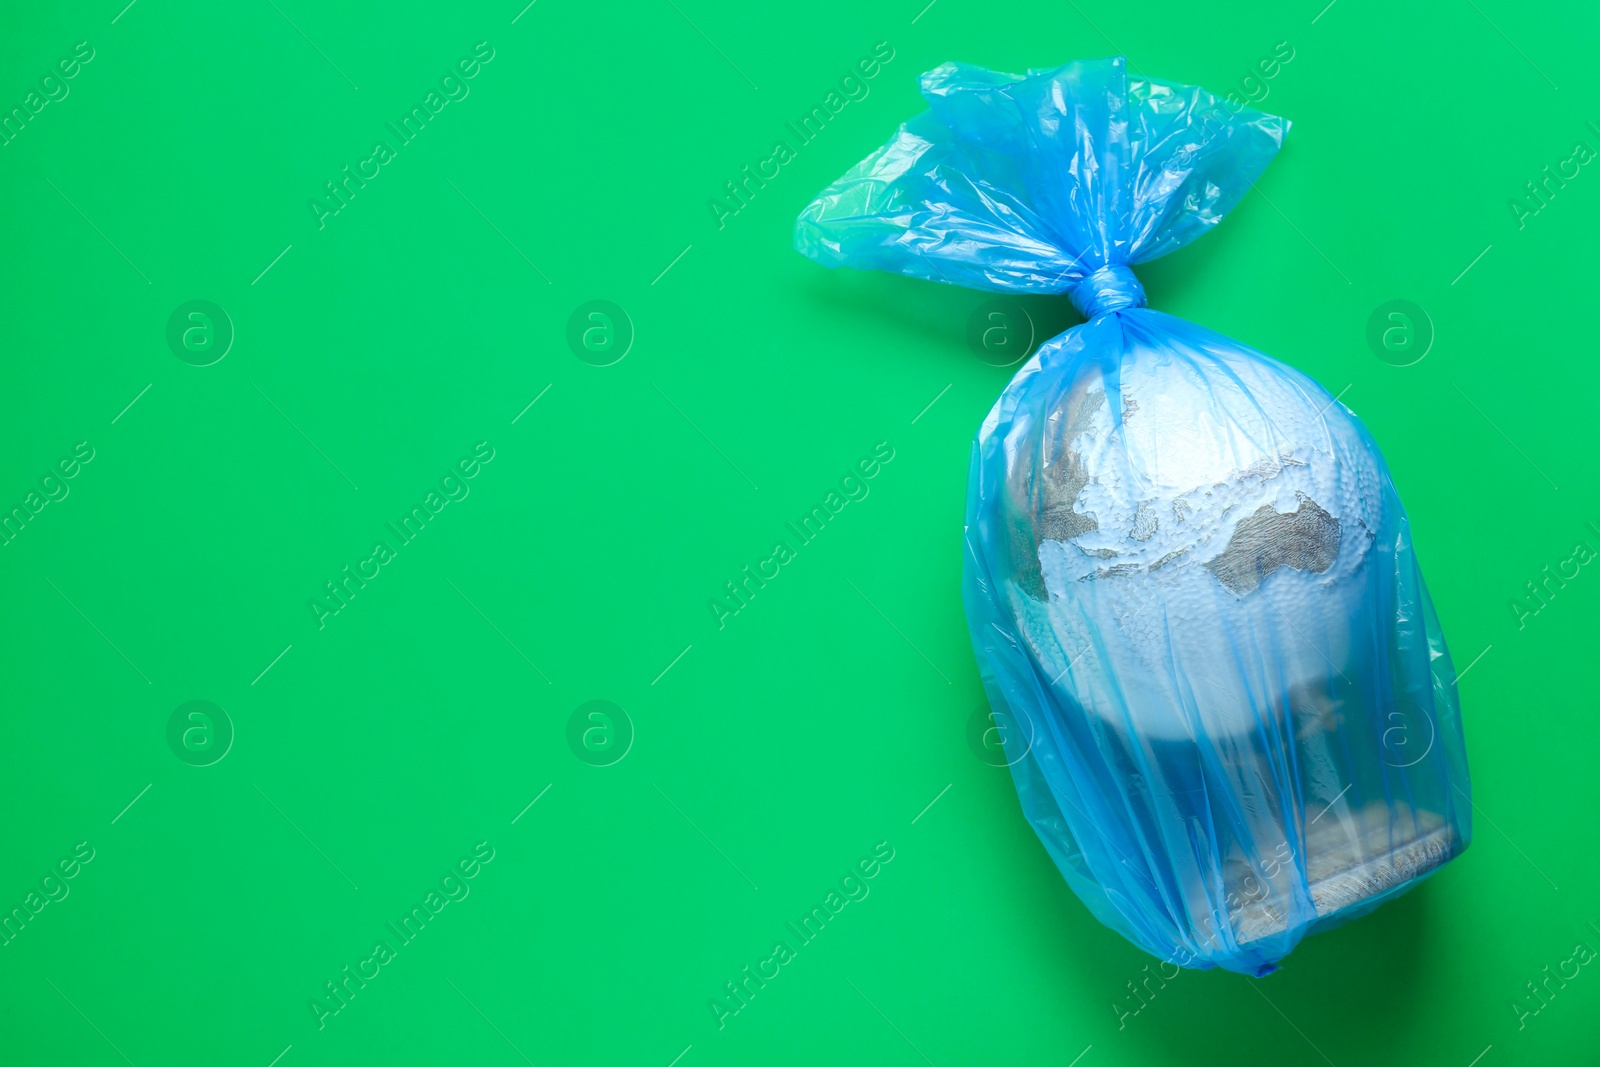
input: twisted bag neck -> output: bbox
[1070,264,1145,319]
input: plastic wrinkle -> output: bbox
[796,57,1471,975]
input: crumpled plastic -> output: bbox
[796,57,1471,975]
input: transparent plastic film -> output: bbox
[797,57,1470,975]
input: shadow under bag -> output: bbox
[795,56,1471,975]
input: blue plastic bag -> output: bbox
[796,57,1471,975]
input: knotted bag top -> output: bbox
[795,57,1287,321]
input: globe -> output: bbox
[1008,322,1382,744]
[975,310,1463,967]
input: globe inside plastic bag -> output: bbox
[796,57,1471,975]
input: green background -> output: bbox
[1,0,1596,1063]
